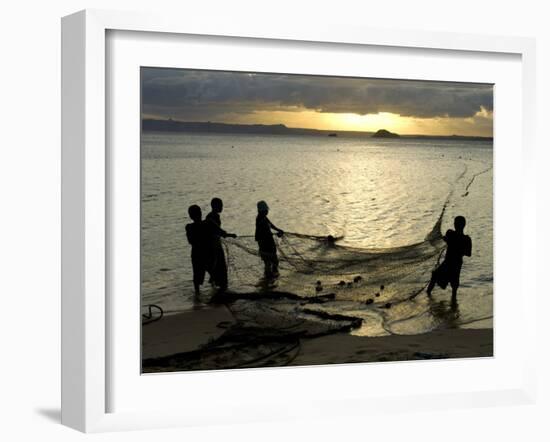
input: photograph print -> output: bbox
[140,68,493,373]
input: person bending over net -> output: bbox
[426,215,472,306]
[255,200,284,279]
[206,197,237,292]
[185,204,211,297]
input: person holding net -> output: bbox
[255,200,284,279]
[426,215,472,306]
[205,197,237,292]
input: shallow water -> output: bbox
[141,132,493,336]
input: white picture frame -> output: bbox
[61,9,537,433]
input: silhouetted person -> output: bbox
[185,205,211,297]
[427,215,472,306]
[255,200,284,278]
[205,197,237,292]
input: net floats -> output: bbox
[336,276,364,288]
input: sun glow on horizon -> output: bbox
[144,107,493,137]
[233,109,413,134]
[168,108,493,137]
[326,112,413,134]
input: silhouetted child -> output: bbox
[205,197,237,292]
[255,200,284,278]
[427,215,472,306]
[185,205,210,297]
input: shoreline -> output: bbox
[289,327,493,367]
[142,306,493,373]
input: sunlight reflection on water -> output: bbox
[141,132,493,334]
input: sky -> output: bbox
[141,68,494,137]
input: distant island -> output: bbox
[142,119,492,142]
[372,129,400,138]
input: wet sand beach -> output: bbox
[142,303,493,373]
[291,328,493,366]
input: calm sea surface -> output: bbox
[141,132,493,335]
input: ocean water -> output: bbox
[141,132,493,336]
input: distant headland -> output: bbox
[142,119,493,142]
[372,129,400,138]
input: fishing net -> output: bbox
[222,202,447,304]
[219,162,493,309]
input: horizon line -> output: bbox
[141,117,494,139]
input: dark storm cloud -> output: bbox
[141,68,493,120]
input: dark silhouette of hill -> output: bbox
[142,119,372,138]
[373,129,400,138]
[142,119,492,142]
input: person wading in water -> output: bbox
[205,197,237,292]
[426,215,472,307]
[185,204,211,298]
[255,200,284,279]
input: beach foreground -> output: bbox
[142,304,493,373]
[290,327,493,366]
